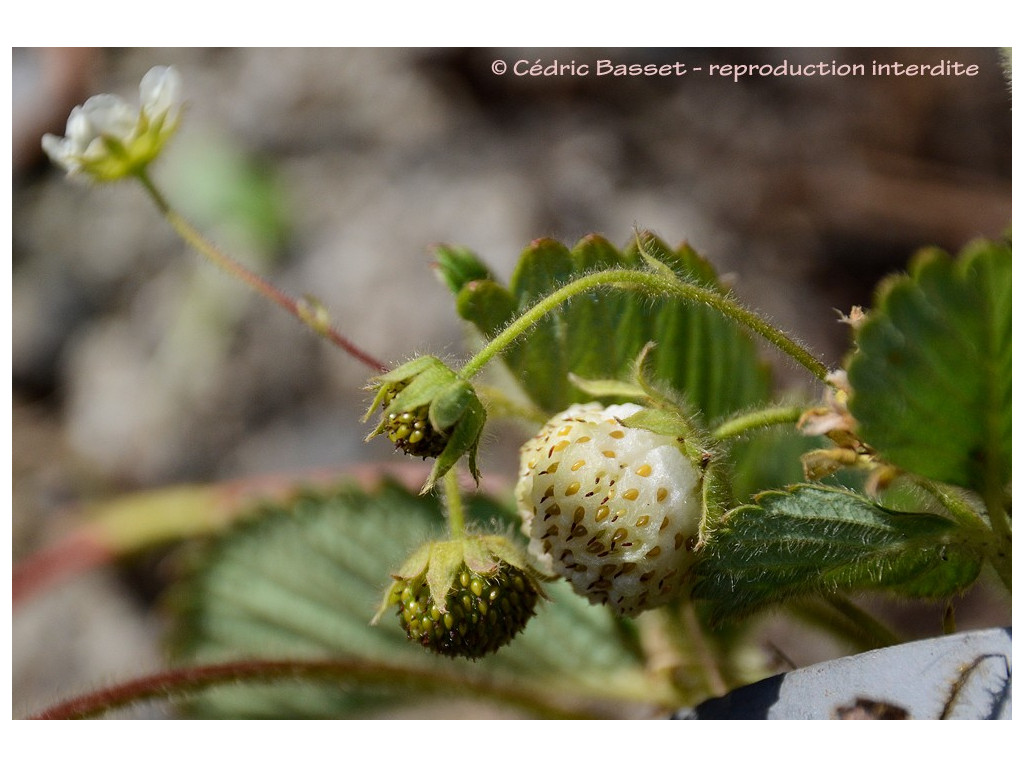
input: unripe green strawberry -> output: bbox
[363,356,487,491]
[373,535,545,659]
[380,385,449,458]
[515,402,702,617]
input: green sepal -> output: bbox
[424,540,468,611]
[429,380,476,432]
[362,355,444,424]
[692,484,984,624]
[425,395,486,490]
[567,372,646,402]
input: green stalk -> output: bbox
[457,269,829,383]
[134,170,386,372]
[711,405,806,441]
[443,471,466,540]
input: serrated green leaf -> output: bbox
[454,279,516,337]
[168,479,665,718]
[692,485,983,624]
[433,244,494,294]
[847,239,1011,494]
[438,233,772,424]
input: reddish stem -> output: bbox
[27,658,607,719]
[137,170,387,373]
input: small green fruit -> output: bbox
[389,562,539,658]
[374,535,545,659]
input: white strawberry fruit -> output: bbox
[515,402,703,617]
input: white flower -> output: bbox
[42,65,183,181]
[515,402,703,616]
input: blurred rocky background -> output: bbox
[11,47,1012,717]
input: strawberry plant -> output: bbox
[19,62,1011,720]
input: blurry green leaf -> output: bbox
[170,137,291,255]
[847,238,1011,494]
[433,245,494,294]
[437,233,772,423]
[692,485,983,624]
[169,480,667,718]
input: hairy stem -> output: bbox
[676,603,729,698]
[27,658,611,720]
[443,471,466,539]
[457,269,829,383]
[711,405,806,441]
[135,170,386,372]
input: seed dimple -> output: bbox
[609,430,625,439]
[575,436,591,444]
[571,459,586,471]
[636,464,652,477]
[660,517,670,531]
[573,507,586,524]
[546,462,560,474]
[595,506,610,522]
[557,425,572,436]
[645,546,662,559]
[602,450,617,458]
[543,503,562,519]
[657,488,669,502]
[636,515,650,527]
[551,440,570,453]
[611,527,629,544]
[675,532,685,550]
[564,481,581,496]
[622,488,640,501]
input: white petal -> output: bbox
[63,105,97,151]
[81,93,136,139]
[139,65,182,119]
[41,133,77,170]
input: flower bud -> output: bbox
[373,535,545,659]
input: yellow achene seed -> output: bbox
[565,481,581,496]
[571,459,586,471]
[657,488,668,502]
[622,488,640,501]
[636,464,652,477]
